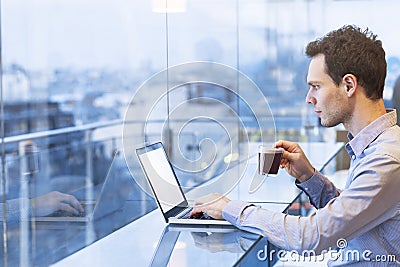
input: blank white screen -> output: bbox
[138,148,185,213]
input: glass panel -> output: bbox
[166,1,242,200]
[2,1,165,265]
[2,0,400,265]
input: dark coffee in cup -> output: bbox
[258,146,284,175]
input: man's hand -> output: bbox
[30,191,84,217]
[191,232,226,253]
[190,193,231,220]
[275,140,315,183]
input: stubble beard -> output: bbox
[320,107,351,128]
[319,93,352,128]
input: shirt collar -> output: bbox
[347,109,397,157]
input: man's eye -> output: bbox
[312,84,320,90]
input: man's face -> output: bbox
[306,54,351,127]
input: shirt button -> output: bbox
[351,155,356,160]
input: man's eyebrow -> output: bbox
[308,81,318,86]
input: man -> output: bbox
[191,25,400,266]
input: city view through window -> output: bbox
[1,1,400,265]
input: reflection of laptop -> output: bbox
[33,150,127,223]
[136,142,230,226]
[149,226,255,267]
[149,226,180,267]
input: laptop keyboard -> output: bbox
[47,203,92,217]
[181,210,214,220]
[49,210,86,218]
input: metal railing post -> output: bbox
[84,130,95,245]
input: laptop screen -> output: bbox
[136,143,187,213]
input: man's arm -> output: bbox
[296,170,340,208]
[192,154,399,254]
[0,198,31,223]
[275,140,340,208]
[222,154,400,253]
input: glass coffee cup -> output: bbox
[258,145,284,175]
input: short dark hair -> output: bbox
[305,25,386,100]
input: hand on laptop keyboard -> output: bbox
[189,212,214,220]
[49,208,86,218]
[48,202,91,217]
[30,191,85,217]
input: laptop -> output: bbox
[33,150,127,223]
[136,142,231,226]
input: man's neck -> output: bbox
[344,99,387,136]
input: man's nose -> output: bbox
[305,89,316,105]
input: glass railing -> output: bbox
[0,114,325,266]
[0,120,156,266]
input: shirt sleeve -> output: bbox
[0,198,32,223]
[222,154,400,253]
[295,170,340,208]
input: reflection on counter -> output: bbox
[150,225,268,267]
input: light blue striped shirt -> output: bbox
[223,109,400,266]
[0,198,32,223]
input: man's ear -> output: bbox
[342,74,357,97]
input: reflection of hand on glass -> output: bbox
[190,231,256,253]
[1,191,84,223]
[30,191,84,217]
